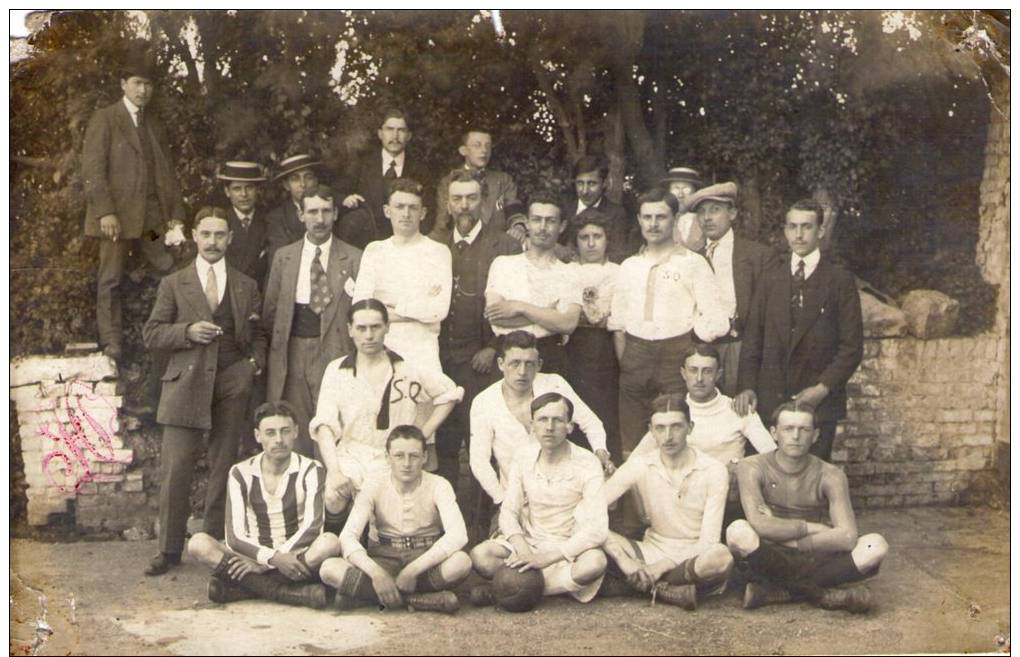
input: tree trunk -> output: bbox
[741,173,763,240]
[602,106,626,205]
[606,12,664,189]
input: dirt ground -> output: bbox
[9,506,1011,656]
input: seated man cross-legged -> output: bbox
[320,425,472,614]
[599,394,733,610]
[188,401,339,608]
[470,393,609,610]
[726,401,888,613]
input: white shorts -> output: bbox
[491,536,605,603]
[335,442,389,492]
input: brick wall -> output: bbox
[835,334,1006,508]
[10,353,151,531]
[10,334,1009,533]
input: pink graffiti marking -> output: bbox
[36,380,129,493]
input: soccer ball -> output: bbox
[492,566,544,613]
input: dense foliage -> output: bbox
[10,10,997,357]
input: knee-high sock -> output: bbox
[417,564,462,593]
[339,567,381,603]
[663,556,729,588]
[808,552,868,589]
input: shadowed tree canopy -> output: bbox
[9,9,1005,355]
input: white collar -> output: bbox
[303,235,332,256]
[196,255,227,280]
[122,96,143,121]
[577,197,603,214]
[791,248,821,276]
[454,220,483,245]
[233,207,253,221]
[707,227,735,252]
[383,149,405,168]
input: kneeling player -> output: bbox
[188,401,339,608]
[599,394,732,609]
[726,401,888,613]
[470,393,609,608]
[320,425,471,613]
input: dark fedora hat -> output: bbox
[217,161,268,182]
[272,154,321,182]
[119,44,158,80]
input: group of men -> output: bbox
[82,51,886,615]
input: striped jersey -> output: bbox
[225,452,325,565]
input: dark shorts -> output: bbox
[755,541,879,588]
[366,542,447,592]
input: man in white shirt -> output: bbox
[470,330,614,514]
[609,188,730,457]
[485,194,582,376]
[633,344,776,469]
[470,393,609,606]
[321,425,470,614]
[686,182,776,396]
[599,394,733,609]
[353,178,452,375]
[263,190,362,459]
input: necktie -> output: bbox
[705,240,718,272]
[385,160,398,179]
[309,246,332,315]
[136,108,144,128]
[455,240,469,253]
[792,259,806,310]
[205,266,219,313]
[239,214,251,231]
[473,169,489,199]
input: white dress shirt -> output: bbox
[608,248,729,342]
[791,248,821,279]
[295,236,332,304]
[382,150,405,177]
[705,228,737,320]
[454,219,483,246]
[469,373,607,504]
[485,253,581,338]
[195,256,227,306]
[122,96,143,127]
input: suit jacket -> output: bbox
[265,200,305,266]
[82,99,185,239]
[737,255,864,424]
[225,208,269,290]
[560,197,636,264]
[336,149,432,249]
[434,223,522,365]
[142,261,267,430]
[262,238,363,402]
[701,233,777,339]
[433,168,525,237]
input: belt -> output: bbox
[536,334,566,347]
[376,534,440,549]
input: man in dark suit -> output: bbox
[432,170,522,492]
[218,161,269,290]
[263,189,362,459]
[431,129,527,243]
[82,50,185,361]
[337,109,431,249]
[735,198,863,461]
[560,155,635,263]
[265,153,323,264]
[686,182,776,396]
[141,207,267,576]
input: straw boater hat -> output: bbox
[272,154,321,181]
[661,166,704,189]
[685,181,739,211]
[216,161,267,182]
